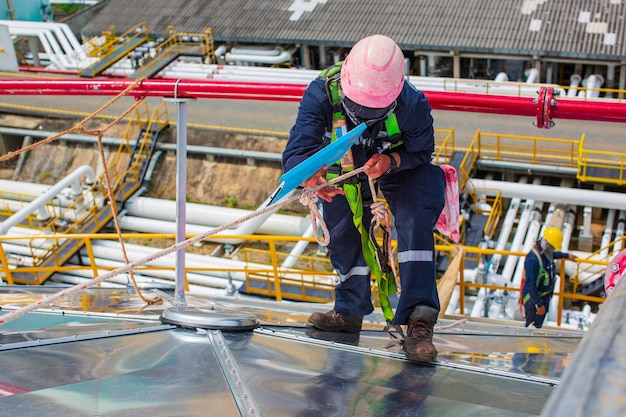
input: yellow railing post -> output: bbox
[0,243,13,285]
[268,240,282,302]
[83,237,100,284]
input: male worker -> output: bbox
[521,227,576,328]
[282,34,445,363]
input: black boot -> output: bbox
[403,305,438,363]
[308,310,363,333]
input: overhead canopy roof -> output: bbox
[81,0,626,61]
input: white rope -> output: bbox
[0,166,369,326]
[298,188,330,246]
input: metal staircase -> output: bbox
[128,29,214,79]
[79,22,149,78]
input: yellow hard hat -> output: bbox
[543,227,563,250]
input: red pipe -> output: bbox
[0,78,307,102]
[424,91,536,117]
[1,78,626,125]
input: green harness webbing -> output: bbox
[320,64,400,323]
[522,248,551,304]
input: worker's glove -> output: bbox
[536,305,546,315]
[302,167,344,203]
[364,153,392,179]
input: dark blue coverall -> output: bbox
[282,76,445,326]
[521,244,570,328]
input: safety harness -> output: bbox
[522,248,551,305]
[319,63,402,324]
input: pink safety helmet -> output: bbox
[604,249,626,296]
[341,34,405,109]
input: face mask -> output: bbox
[540,238,554,260]
[342,96,396,127]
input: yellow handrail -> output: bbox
[0,232,609,326]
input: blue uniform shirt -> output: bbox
[522,246,570,308]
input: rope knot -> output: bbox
[299,188,318,205]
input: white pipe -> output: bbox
[8,27,70,69]
[213,67,317,80]
[88,240,334,286]
[613,211,626,252]
[601,209,616,257]
[468,179,626,211]
[118,215,305,245]
[124,196,310,236]
[566,208,621,285]
[211,73,309,84]
[513,202,545,288]
[445,269,476,315]
[212,65,319,77]
[0,183,97,222]
[50,273,235,298]
[578,74,604,98]
[4,20,96,68]
[117,216,246,243]
[445,287,461,315]
[225,48,297,65]
[547,205,577,322]
[473,178,526,318]
[563,250,612,284]
[223,194,294,240]
[74,254,245,289]
[494,72,509,82]
[561,205,576,251]
[281,225,315,268]
[106,61,570,98]
[501,178,540,282]
[0,182,311,237]
[0,226,58,254]
[214,45,228,57]
[568,74,582,97]
[0,178,115,202]
[486,177,528,277]
[16,28,74,67]
[506,200,545,319]
[230,47,284,56]
[0,166,95,235]
[525,68,539,83]
[83,242,248,284]
[33,24,75,59]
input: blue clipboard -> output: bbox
[267,122,366,205]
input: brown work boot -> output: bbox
[403,305,438,363]
[308,310,363,333]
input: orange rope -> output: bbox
[0,78,145,162]
[0,77,160,303]
[96,132,160,304]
